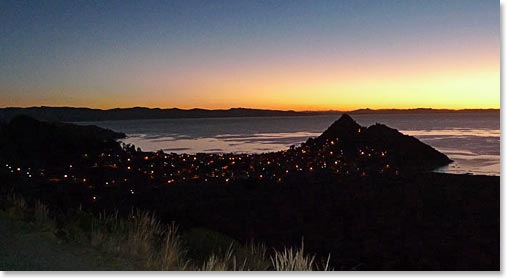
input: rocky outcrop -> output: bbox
[316,114,452,171]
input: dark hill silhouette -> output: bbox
[315,114,452,170]
[316,113,361,146]
[362,123,452,170]
[0,115,125,167]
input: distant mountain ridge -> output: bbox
[0,106,498,122]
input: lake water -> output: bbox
[80,112,500,176]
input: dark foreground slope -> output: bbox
[0,216,135,270]
[0,115,499,270]
[153,173,498,270]
[2,168,499,270]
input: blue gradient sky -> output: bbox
[0,0,499,110]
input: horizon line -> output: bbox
[0,105,500,113]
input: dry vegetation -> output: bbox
[0,192,329,271]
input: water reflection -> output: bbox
[402,130,499,176]
[121,128,499,176]
[122,132,321,154]
[83,113,500,176]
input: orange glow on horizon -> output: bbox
[0,42,499,111]
[0,0,499,112]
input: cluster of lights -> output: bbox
[2,137,400,204]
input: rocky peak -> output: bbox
[317,114,362,143]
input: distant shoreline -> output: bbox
[0,106,499,123]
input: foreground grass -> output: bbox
[0,193,330,271]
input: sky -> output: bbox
[0,0,500,110]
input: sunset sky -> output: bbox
[0,0,499,111]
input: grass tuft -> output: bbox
[237,242,271,270]
[5,193,27,219]
[198,244,247,271]
[270,241,318,271]
[150,222,188,270]
[33,200,55,231]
